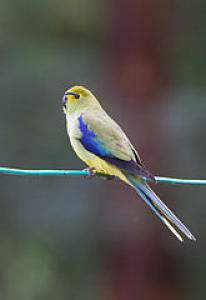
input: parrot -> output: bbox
[62,85,195,242]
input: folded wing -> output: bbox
[77,113,154,179]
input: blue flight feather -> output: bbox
[126,174,196,241]
[78,115,154,179]
[78,115,110,157]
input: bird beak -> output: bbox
[62,91,80,111]
[62,94,67,107]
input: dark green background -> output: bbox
[0,1,206,299]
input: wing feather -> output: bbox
[77,112,154,179]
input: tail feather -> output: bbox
[127,176,196,242]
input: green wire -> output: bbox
[0,167,205,186]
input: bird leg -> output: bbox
[83,167,115,180]
[83,167,96,179]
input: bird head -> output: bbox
[62,86,101,115]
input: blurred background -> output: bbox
[0,0,205,299]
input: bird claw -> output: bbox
[83,167,96,179]
[83,168,115,181]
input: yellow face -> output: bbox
[62,85,99,115]
[63,86,89,104]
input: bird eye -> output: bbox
[74,94,80,99]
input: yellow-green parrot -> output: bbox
[62,85,195,242]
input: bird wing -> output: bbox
[76,112,154,179]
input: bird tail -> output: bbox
[126,175,196,242]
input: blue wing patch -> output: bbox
[78,115,154,180]
[78,115,110,157]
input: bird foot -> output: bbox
[83,167,96,179]
[83,168,115,181]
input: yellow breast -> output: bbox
[70,137,128,183]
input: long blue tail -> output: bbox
[126,176,196,242]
